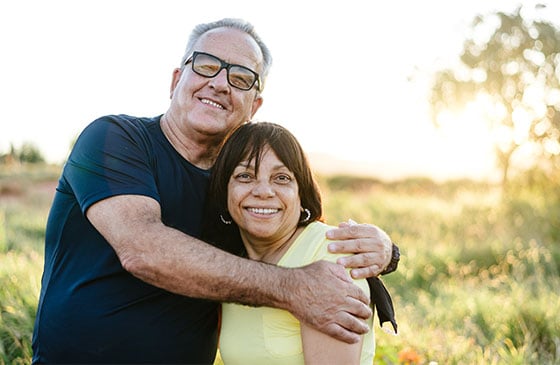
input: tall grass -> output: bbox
[0,164,56,365]
[1,166,559,364]
[320,175,560,364]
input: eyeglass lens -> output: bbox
[192,52,258,91]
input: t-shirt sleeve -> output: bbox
[63,116,160,213]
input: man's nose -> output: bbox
[209,68,230,91]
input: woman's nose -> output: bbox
[251,181,274,197]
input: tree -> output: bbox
[0,142,45,164]
[18,142,45,163]
[429,4,560,188]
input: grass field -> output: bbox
[1,164,559,364]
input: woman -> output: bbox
[203,122,374,364]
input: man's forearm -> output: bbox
[122,221,292,308]
[88,195,289,308]
[88,194,371,343]
[127,227,371,343]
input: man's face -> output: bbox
[169,27,264,142]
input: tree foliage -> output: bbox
[430,4,560,187]
[0,143,45,164]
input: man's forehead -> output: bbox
[194,27,263,64]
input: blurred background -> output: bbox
[1,0,558,182]
[1,1,559,364]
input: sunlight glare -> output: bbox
[512,106,531,145]
[434,96,496,178]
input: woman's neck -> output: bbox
[242,226,305,265]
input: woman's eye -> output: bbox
[235,172,253,181]
[275,174,292,183]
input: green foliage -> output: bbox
[0,252,42,365]
[1,165,559,364]
[430,4,560,188]
[321,172,560,364]
[16,143,45,164]
[0,165,54,365]
[0,143,45,165]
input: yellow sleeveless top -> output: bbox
[219,221,375,364]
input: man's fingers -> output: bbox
[323,323,361,344]
[323,307,370,344]
[327,222,375,241]
[344,295,372,320]
[287,261,372,343]
[328,225,390,255]
[323,311,370,344]
[337,251,378,267]
[337,219,357,229]
[314,292,371,344]
[329,263,371,307]
[337,252,385,277]
[350,266,380,279]
[328,260,355,284]
[338,310,370,334]
[326,223,393,277]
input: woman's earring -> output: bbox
[300,208,311,223]
[220,214,232,225]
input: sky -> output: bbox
[1,0,558,181]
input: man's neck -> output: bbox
[160,113,220,170]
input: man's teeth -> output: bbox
[201,99,224,109]
[248,208,278,215]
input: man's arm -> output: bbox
[87,194,371,344]
[326,220,394,278]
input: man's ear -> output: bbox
[250,95,264,118]
[169,68,182,99]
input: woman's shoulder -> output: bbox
[288,222,370,294]
[283,222,336,264]
[302,221,334,236]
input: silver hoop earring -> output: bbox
[220,214,232,225]
[301,208,311,223]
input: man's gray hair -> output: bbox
[180,18,272,89]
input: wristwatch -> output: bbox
[380,242,400,275]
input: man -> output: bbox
[32,18,394,363]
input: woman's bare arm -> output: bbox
[302,322,364,365]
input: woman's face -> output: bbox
[227,146,301,247]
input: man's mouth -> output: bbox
[200,98,225,109]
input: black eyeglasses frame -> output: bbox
[185,51,261,92]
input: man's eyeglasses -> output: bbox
[185,51,261,92]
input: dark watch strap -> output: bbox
[380,242,400,275]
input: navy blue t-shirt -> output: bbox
[32,115,219,364]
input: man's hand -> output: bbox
[283,260,372,344]
[326,220,392,279]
